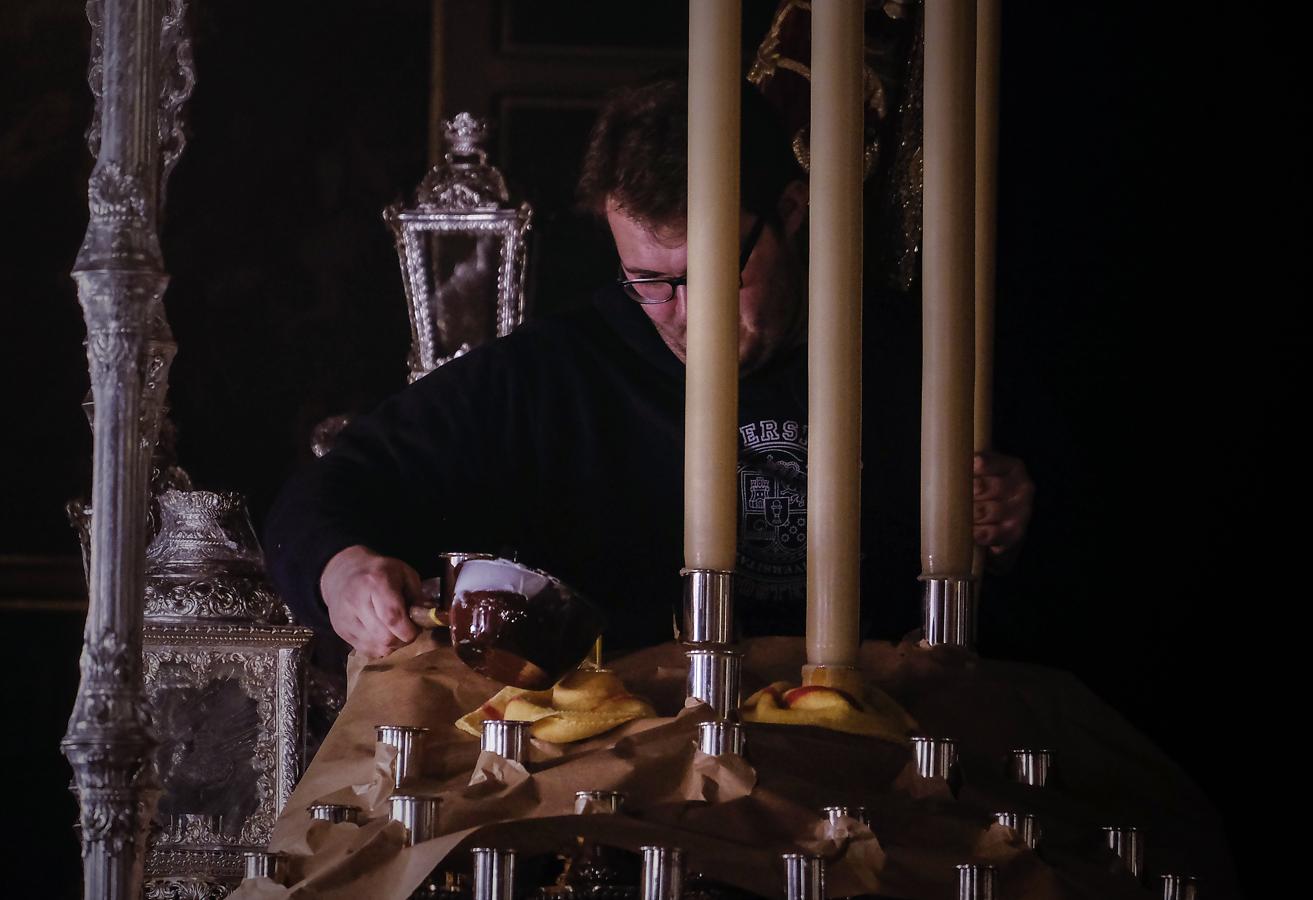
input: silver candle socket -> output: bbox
[307,803,361,824]
[1161,874,1199,900]
[682,569,734,644]
[481,719,530,764]
[375,724,429,787]
[912,736,960,781]
[641,846,685,900]
[1102,826,1145,881]
[994,811,1040,849]
[389,794,439,846]
[822,805,871,829]
[242,851,279,881]
[922,576,977,649]
[697,720,746,756]
[472,847,516,900]
[1008,748,1054,787]
[574,790,626,814]
[783,853,825,900]
[956,864,998,900]
[685,647,742,718]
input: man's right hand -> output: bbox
[319,545,422,658]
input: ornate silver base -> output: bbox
[922,576,977,648]
[822,805,871,829]
[307,803,360,824]
[685,648,742,719]
[783,853,825,900]
[242,850,279,881]
[682,569,734,644]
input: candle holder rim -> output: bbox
[684,647,743,657]
[388,793,439,803]
[1010,747,1055,754]
[375,723,431,733]
[308,802,361,810]
[955,863,997,871]
[911,735,959,744]
[1100,824,1142,833]
[780,852,822,860]
[640,844,685,853]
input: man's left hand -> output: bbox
[973,451,1034,567]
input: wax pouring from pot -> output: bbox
[437,557,605,690]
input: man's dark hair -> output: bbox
[577,77,801,232]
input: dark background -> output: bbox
[0,1,1285,896]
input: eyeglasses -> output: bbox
[617,213,769,305]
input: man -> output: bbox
[264,78,1033,660]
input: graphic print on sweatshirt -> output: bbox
[737,417,808,623]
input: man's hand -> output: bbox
[973,451,1034,568]
[319,545,422,658]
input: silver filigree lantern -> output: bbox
[384,112,533,381]
[140,489,313,895]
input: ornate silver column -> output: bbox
[62,0,190,897]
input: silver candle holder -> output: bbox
[993,811,1040,849]
[922,576,976,649]
[911,736,960,783]
[1008,748,1054,787]
[481,719,530,765]
[242,850,279,881]
[685,647,743,719]
[307,803,361,824]
[472,847,516,900]
[1161,874,1199,899]
[822,805,871,829]
[574,790,626,815]
[682,569,734,644]
[697,720,746,757]
[956,864,997,900]
[783,853,825,900]
[641,846,685,900]
[376,724,430,788]
[1102,825,1145,881]
[389,794,439,846]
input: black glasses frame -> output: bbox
[617,213,770,305]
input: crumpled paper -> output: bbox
[228,635,1239,899]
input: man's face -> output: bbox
[606,189,806,374]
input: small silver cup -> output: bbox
[685,647,742,718]
[697,720,746,757]
[641,846,685,900]
[389,794,439,846]
[242,850,279,881]
[822,805,871,829]
[957,864,997,900]
[1102,825,1145,881]
[472,847,516,900]
[375,724,429,787]
[1008,748,1054,787]
[574,790,626,815]
[993,811,1040,849]
[682,569,734,644]
[307,803,360,824]
[911,736,960,781]
[1161,874,1199,899]
[481,719,530,765]
[922,576,976,649]
[783,853,825,900]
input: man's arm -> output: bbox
[264,341,528,656]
